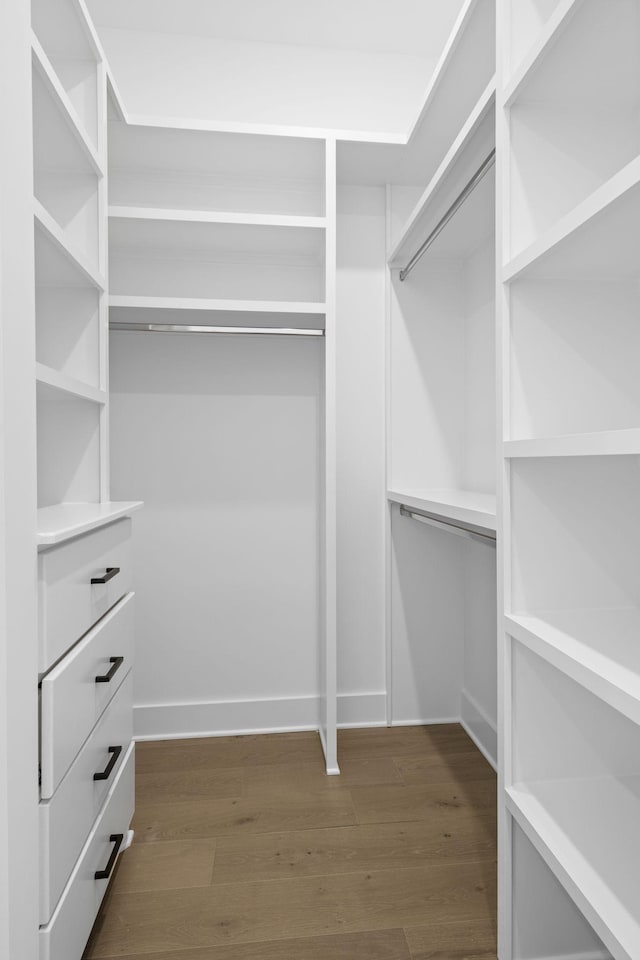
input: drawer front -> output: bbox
[39,743,135,960]
[39,672,133,924]
[40,592,134,799]
[39,518,132,673]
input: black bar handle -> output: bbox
[91,567,120,585]
[93,745,123,781]
[95,656,124,684]
[94,833,124,880]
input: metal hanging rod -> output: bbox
[399,148,496,282]
[399,505,496,546]
[109,322,324,337]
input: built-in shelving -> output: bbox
[507,781,639,960]
[36,362,106,405]
[504,0,584,105]
[507,608,640,727]
[34,200,105,290]
[503,157,640,282]
[31,34,102,176]
[109,206,326,230]
[387,488,496,533]
[505,428,640,458]
[37,501,144,546]
[109,294,326,331]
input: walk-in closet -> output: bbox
[1,0,637,958]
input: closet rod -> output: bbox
[109,322,324,337]
[399,148,496,281]
[399,505,496,545]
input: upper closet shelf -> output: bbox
[337,0,495,185]
[109,295,326,331]
[389,78,495,268]
[109,207,326,230]
[507,608,640,728]
[503,0,584,106]
[34,201,105,290]
[37,501,144,547]
[387,488,496,533]
[108,216,326,261]
[507,777,640,960]
[503,157,640,281]
[31,34,102,177]
[505,428,640,459]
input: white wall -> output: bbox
[97,27,433,136]
[110,332,323,737]
[336,186,387,726]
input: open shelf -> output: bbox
[31,0,100,148]
[508,782,637,960]
[34,200,104,291]
[36,362,105,405]
[504,156,640,281]
[388,488,496,533]
[109,295,326,331]
[389,79,495,268]
[108,122,325,217]
[37,501,144,547]
[37,382,101,509]
[109,207,326,231]
[109,215,325,304]
[337,0,495,187]
[506,0,640,257]
[508,643,640,960]
[31,36,101,176]
[509,275,640,442]
[512,821,613,960]
[507,607,640,727]
[504,0,583,103]
[505,429,640,459]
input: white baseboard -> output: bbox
[134,691,388,741]
[460,687,497,771]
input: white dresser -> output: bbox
[38,518,137,960]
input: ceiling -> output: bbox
[86,0,462,60]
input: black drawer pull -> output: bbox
[95,656,124,684]
[91,567,120,585]
[93,745,123,781]
[94,833,124,880]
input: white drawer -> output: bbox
[40,672,133,924]
[39,743,135,960]
[39,518,132,673]
[40,593,134,799]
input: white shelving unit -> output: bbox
[385,0,497,765]
[106,118,338,773]
[498,1,640,956]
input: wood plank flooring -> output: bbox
[84,725,497,960]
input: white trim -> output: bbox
[460,687,498,771]
[133,691,388,742]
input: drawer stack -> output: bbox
[38,518,136,960]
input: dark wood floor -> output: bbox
[84,724,497,960]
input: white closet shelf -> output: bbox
[507,608,640,728]
[109,216,326,261]
[36,363,106,405]
[109,295,326,326]
[503,0,584,107]
[108,207,326,230]
[34,200,105,291]
[31,34,102,177]
[388,77,496,267]
[387,488,496,532]
[507,778,640,960]
[503,156,640,282]
[504,428,640,459]
[37,501,144,546]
